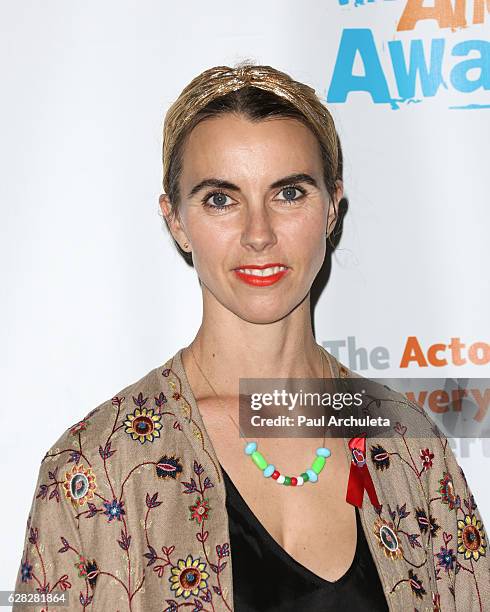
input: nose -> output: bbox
[240,204,278,252]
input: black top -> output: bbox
[221,465,389,612]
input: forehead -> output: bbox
[180,114,323,184]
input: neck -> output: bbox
[182,291,331,400]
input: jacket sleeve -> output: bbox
[12,448,92,611]
[425,432,490,611]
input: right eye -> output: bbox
[202,191,236,212]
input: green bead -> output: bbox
[251,451,268,470]
[283,476,291,486]
[301,471,309,482]
[312,456,326,474]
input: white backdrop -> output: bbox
[2,0,489,594]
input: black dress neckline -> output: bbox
[219,462,389,611]
[219,463,360,586]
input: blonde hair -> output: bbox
[161,62,343,259]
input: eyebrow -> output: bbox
[186,173,319,199]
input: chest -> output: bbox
[197,399,358,583]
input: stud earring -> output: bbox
[183,242,189,250]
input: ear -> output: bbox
[327,179,343,236]
[159,193,191,251]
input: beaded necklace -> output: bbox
[189,343,332,487]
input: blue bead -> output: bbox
[306,469,318,482]
[316,447,331,458]
[244,441,257,455]
[263,464,275,477]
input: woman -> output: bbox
[13,64,489,611]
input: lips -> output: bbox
[233,262,289,271]
[233,263,289,286]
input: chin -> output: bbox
[232,301,299,325]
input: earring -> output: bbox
[183,242,189,250]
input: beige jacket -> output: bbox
[13,346,490,611]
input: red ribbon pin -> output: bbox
[346,434,382,510]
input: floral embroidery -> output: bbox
[373,517,404,560]
[370,444,390,470]
[189,497,211,524]
[216,543,230,558]
[420,448,434,471]
[143,444,230,609]
[124,407,163,443]
[390,568,427,600]
[84,559,99,588]
[372,394,489,609]
[74,556,99,588]
[408,569,426,599]
[70,420,89,436]
[62,464,97,507]
[436,545,456,572]
[102,499,125,522]
[156,455,183,479]
[457,512,487,561]
[438,471,461,510]
[415,507,440,538]
[167,373,223,484]
[168,554,210,599]
[20,561,32,583]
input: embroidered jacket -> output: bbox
[13,346,490,611]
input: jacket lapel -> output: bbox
[166,348,234,610]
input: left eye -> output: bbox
[277,186,305,202]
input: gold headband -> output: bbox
[162,64,339,195]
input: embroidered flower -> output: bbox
[58,575,71,590]
[169,554,209,599]
[216,543,230,558]
[20,561,32,582]
[415,507,441,538]
[74,555,88,578]
[457,512,487,561]
[70,420,88,436]
[408,569,426,599]
[371,444,390,471]
[420,448,434,471]
[124,407,163,444]
[74,556,99,588]
[436,545,456,572]
[62,464,97,507]
[68,450,81,463]
[439,472,461,510]
[189,498,210,524]
[102,499,125,522]
[373,517,403,560]
[85,559,99,588]
[156,455,183,480]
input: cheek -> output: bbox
[189,226,232,276]
[296,219,327,275]
[284,210,327,250]
[305,238,326,271]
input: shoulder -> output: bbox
[335,359,474,502]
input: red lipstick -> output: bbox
[233,263,289,287]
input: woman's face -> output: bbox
[161,113,342,324]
